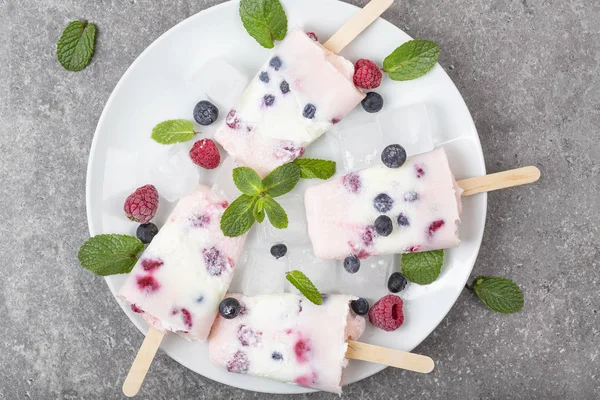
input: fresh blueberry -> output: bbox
[397,213,410,227]
[193,100,219,126]
[374,215,393,237]
[280,80,290,94]
[136,223,159,244]
[381,144,407,168]
[269,56,282,70]
[263,94,275,107]
[303,104,317,119]
[271,351,283,361]
[350,298,370,315]
[259,71,270,83]
[270,243,287,259]
[361,92,384,113]
[373,193,393,213]
[344,255,360,274]
[219,297,241,319]
[404,191,419,202]
[387,272,407,293]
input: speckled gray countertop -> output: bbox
[1,0,599,398]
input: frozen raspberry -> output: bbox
[130,304,143,313]
[353,59,382,89]
[237,324,262,347]
[294,338,311,363]
[306,31,318,41]
[226,109,241,129]
[180,308,193,329]
[190,139,220,169]
[124,184,159,224]
[189,214,210,228]
[361,225,375,246]
[226,350,249,373]
[368,294,404,331]
[274,141,305,161]
[141,258,163,272]
[428,220,445,236]
[342,172,361,193]
[137,275,160,293]
[203,247,232,276]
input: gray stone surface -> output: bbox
[1,0,599,398]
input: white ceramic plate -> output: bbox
[86,0,486,394]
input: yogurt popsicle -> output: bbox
[305,147,462,259]
[208,293,365,394]
[119,185,247,341]
[214,29,365,177]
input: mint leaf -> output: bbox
[294,158,336,180]
[383,40,440,81]
[263,197,288,229]
[78,234,144,276]
[57,20,97,72]
[286,270,323,305]
[262,163,301,197]
[233,167,264,195]
[401,250,444,285]
[220,194,257,237]
[472,276,524,314]
[253,198,266,223]
[239,0,287,49]
[151,120,196,144]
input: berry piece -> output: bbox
[203,247,232,276]
[294,338,311,363]
[137,275,160,293]
[219,297,241,319]
[137,223,159,244]
[381,144,407,168]
[274,142,305,160]
[404,191,419,202]
[269,56,282,70]
[237,324,261,346]
[263,94,275,106]
[131,304,143,313]
[306,31,318,41]
[280,80,290,94]
[271,351,283,361]
[303,104,317,119]
[361,92,384,113]
[270,243,287,259]
[374,215,393,237]
[342,172,361,193]
[353,59,382,89]
[368,294,404,331]
[259,71,270,83]
[226,350,249,373]
[141,258,163,272]
[174,308,193,329]
[373,193,393,213]
[124,184,159,224]
[193,100,219,126]
[350,298,370,315]
[415,164,425,178]
[189,138,221,169]
[428,220,445,236]
[387,272,407,293]
[344,255,360,274]
[226,109,240,129]
[408,245,422,253]
[397,213,410,227]
[189,214,211,228]
[361,225,375,246]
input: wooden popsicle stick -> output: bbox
[457,166,541,197]
[324,0,394,54]
[346,340,435,374]
[122,327,165,397]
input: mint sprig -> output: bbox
[293,158,336,180]
[383,40,440,81]
[57,20,97,72]
[220,194,257,237]
[471,276,524,314]
[262,163,301,197]
[263,197,288,229]
[239,0,288,49]
[233,167,264,195]
[151,120,197,144]
[286,270,323,305]
[78,234,144,276]
[401,250,444,285]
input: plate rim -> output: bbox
[85,0,487,394]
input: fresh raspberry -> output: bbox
[124,184,159,224]
[368,295,404,331]
[353,59,382,89]
[190,139,221,169]
[306,31,318,41]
